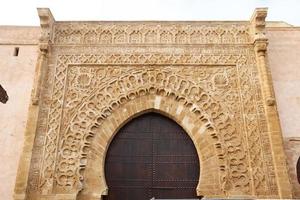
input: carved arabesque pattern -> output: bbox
[57,67,248,194]
[39,56,68,193]
[53,23,251,44]
[29,51,277,198]
[239,66,268,194]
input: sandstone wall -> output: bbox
[0,26,39,200]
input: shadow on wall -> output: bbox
[0,84,8,104]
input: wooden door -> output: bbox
[104,113,200,200]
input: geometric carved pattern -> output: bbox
[53,23,250,45]
[24,49,279,199]
[59,66,242,192]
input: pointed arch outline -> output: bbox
[77,94,221,199]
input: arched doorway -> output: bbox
[104,112,200,200]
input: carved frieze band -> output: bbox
[53,23,251,45]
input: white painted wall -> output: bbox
[0,26,39,200]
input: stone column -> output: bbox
[251,8,293,198]
[255,40,275,106]
[32,46,48,105]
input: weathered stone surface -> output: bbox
[0,8,299,200]
[13,8,294,199]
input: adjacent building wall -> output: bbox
[284,138,300,198]
[0,26,39,200]
[267,25,300,138]
[267,25,300,198]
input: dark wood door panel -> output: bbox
[154,162,199,181]
[152,188,198,199]
[105,113,200,200]
[109,139,152,156]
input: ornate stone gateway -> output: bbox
[14,8,293,200]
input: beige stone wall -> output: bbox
[267,26,300,138]
[267,27,300,197]
[0,26,39,200]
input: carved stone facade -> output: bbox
[13,8,294,199]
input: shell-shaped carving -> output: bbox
[214,74,228,87]
[77,74,91,87]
